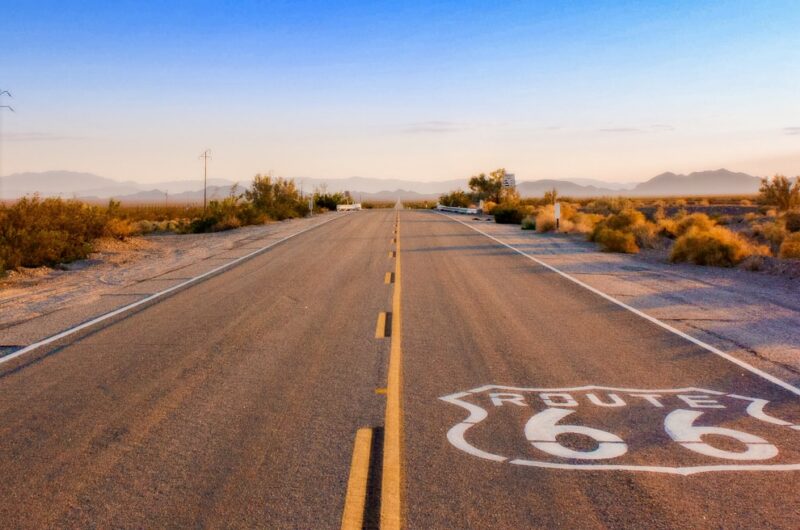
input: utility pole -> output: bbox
[0,90,14,204]
[199,149,211,215]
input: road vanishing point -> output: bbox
[0,209,798,529]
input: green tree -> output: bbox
[468,168,507,203]
[438,190,472,207]
[245,174,309,220]
[759,175,800,211]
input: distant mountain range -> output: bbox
[0,169,763,202]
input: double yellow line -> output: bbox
[341,211,404,530]
[382,212,404,529]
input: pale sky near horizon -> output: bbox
[1,0,799,184]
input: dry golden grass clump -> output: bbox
[659,212,716,238]
[535,206,557,232]
[593,228,639,253]
[104,217,139,240]
[750,219,787,249]
[670,226,766,267]
[779,233,800,259]
[570,212,605,234]
[588,208,660,253]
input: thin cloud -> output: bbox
[402,121,471,134]
[597,124,674,133]
[650,124,675,132]
[598,127,642,133]
[784,127,800,135]
[1,132,84,142]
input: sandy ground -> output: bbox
[459,215,800,381]
[0,213,341,347]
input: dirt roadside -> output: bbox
[0,213,341,347]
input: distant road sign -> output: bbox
[502,173,516,189]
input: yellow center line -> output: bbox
[381,211,404,529]
[340,428,373,530]
[375,312,388,339]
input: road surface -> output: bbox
[0,209,798,529]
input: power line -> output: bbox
[0,90,14,204]
[199,149,212,215]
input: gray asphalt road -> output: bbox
[0,210,395,528]
[402,211,800,529]
[0,209,798,529]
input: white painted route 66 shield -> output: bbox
[439,385,800,475]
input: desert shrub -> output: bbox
[670,226,759,267]
[314,191,347,211]
[137,220,156,234]
[751,220,787,248]
[674,199,688,207]
[482,200,497,214]
[759,175,800,211]
[697,199,710,206]
[570,212,604,234]
[779,233,800,259]
[0,196,108,269]
[603,209,645,231]
[583,197,632,215]
[535,206,556,232]
[105,217,138,240]
[743,212,759,222]
[630,222,661,249]
[401,200,435,209]
[740,199,752,206]
[521,216,536,230]
[245,174,309,221]
[493,204,525,224]
[361,201,395,209]
[784,212,800,232]
[594,228,639,253]
[660,213,715,238]
[438,190,472,208]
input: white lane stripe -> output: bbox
[441,213,800,397]
[0,214,344,366]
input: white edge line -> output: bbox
[0,214,344,366]
[440,212,800,398]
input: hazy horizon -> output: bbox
[2,1,799,184]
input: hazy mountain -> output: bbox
[80,186,236,204]
[0,171,141,198]
[150,179,237,194]
[517,179,620,198]
[294,176,467,195]
[561,178,636,190]
[0,171,240,200]
[630,169,760,196]
[1,168,763,202]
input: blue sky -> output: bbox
[2,0,799,183]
